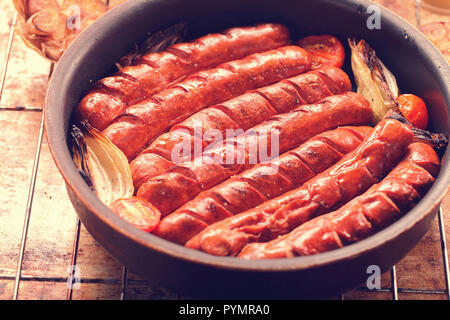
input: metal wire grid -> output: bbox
[0,4,449,301]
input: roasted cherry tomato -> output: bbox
[110,197,161,232]
[398,94,429,130]
[297,35,345,70]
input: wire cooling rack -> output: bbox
[0,0,448,300]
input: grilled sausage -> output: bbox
[131,67,352,188]
[137,92,373,216]
[76,23,291,130]
[154,126,373,244]
[239,142,440,259]
[186,119,414,256]
[102,45,312,160]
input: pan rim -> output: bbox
[45,0,450,273]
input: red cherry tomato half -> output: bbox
[297,35,345,70]
[398,94,429,130]
[110,197,161,232]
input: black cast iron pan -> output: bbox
[45,0,450,299]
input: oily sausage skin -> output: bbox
[103,45,312,160]
[131,130,208,189]
[103,46,311,160]
[76,23,291,130]
[186,119,414,256]
[153,126,372,245]
[137,92,373,217]
[130,67,352,188]
[238,142,440,259]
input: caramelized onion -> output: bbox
[71,123,134,207]
[349,38,399,124]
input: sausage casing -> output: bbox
[76,23,291,130]
[153,126,373,244]
[186,119,414,256]
[137,92,373,217]
[131,67,352,188]
[103,45,312,159]
[238,142,440,259]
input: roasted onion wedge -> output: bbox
[349,38,399,123]
[71,123,134,207]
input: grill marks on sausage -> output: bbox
[238,142,439,259]
[136,93,372,218]
[138,56,161,69]
[76,24,291,131]
[185,119,414,256]
[254,82,305,113]
[130,68,352,188]
[138,93,373,218]
[94,74,138,99]
[103,45,313,159]
[165,46,193,63]
[210,181,268,215]
[152,126,372,245]
[210,94,277,131]
[238,166,294,199]
[290,140,344,175]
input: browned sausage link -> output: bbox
[137,92,373,217]
[130,67,351,188]
[153,126,373,245]
[102,46,312,160]
[238,142,440,259]
[75,23,291,130]
[185,119,414,256]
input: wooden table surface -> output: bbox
[0,0,449,300]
